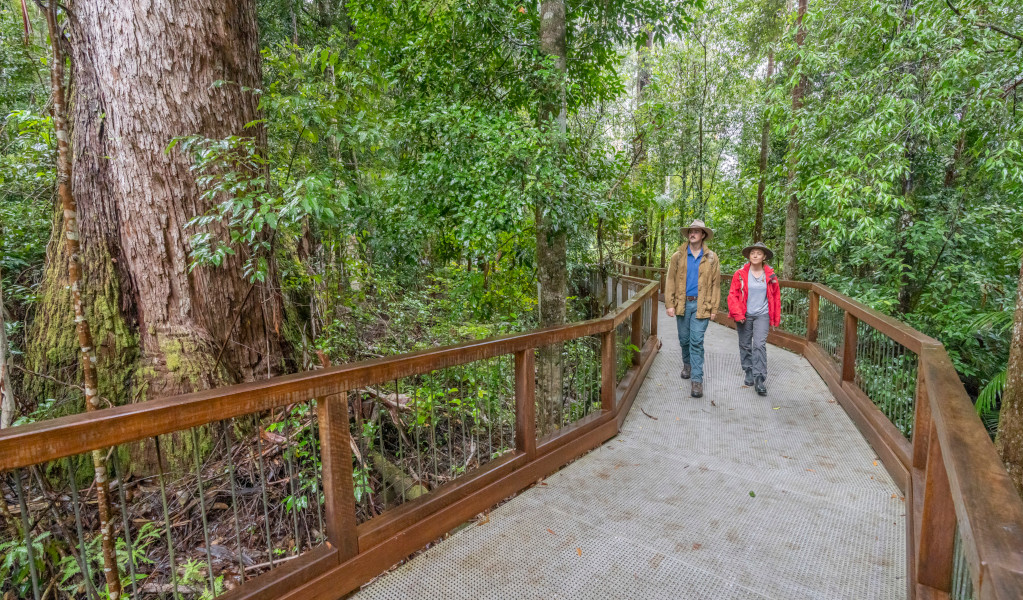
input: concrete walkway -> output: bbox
[353,309,906,599]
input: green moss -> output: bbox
[24,215,141,417]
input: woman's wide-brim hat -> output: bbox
[742,241,774,261]
[682,219,714,241]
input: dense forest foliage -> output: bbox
[1,0,1020,439]
[0,0,1022,595]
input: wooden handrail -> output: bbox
[0,281,658,470]
[921,347,1023,600]
[1,276,662,600]
[7,266,1023,600]
[705,276,1023,600]
[608,259,1023,599]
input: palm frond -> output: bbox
[968,310,1014,336]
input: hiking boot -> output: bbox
[691,381,703,398]
[755,376,767,396]
[743,368,755,387]
[681,363,691,379]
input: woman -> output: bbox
[726,242,781,396]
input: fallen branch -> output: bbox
[639,406,659,420]
[367,449,429,501]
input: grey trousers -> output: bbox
[737,313,769,380]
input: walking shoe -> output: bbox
[680,363,691,379]
[691,381,703,398]
[743,368,754,387]
[755,376,767,396]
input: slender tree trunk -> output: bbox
[0,267,13,429]
[659,205,666,268]
[29,0,283,404]
[998,259,1023,497]
[536,1,568,431]
[632,29,653,267]
[44,5,121,597]
[753,49,775,243]
[783,0,808,278]
[698,114,705,216]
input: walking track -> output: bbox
[352,307,906,599]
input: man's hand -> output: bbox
[666,307,676,318]
[710,312,717,321]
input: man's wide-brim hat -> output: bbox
[682,219,714,241]
[742,241,774,261]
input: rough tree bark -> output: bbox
[998,260,1023,498]
[536,1,568,430]
[753,49,775,243]
[28,0,283,405]
[44,5,122,596]
[782,0,807,279]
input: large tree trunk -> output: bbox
[783,0,808,278]
[536,1,568,432]
[998,260,1023,497]
[29,0,282,405]
[753,49,775,243]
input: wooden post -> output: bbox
[807,290,819,343]
[916,419,956,591]
[650,290,659,339]
[317,393,359,561]
[912,362,931,470]
[842,312,858,382]
[631,305,643,367]
[514,350,536,460]
[601,329,616,412]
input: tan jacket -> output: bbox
[664,243,721,319]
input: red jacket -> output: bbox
[727,263,781,327]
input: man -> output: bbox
[664,220,721,398]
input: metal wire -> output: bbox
[111,452,141,598]
[816,297,844,362]
[253,414,276,568]
[224,419,248,582]
[307,400,326,544]
[854,321,918,439]
[282,408,303,555]
[191,428,218,595]
[14,468,41,600]
[66,459,102,600]
[951,525,976,600]
[779,288,809,337]
[154,437,183,600]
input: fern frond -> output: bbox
[976,369,1007,415]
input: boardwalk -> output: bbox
[349,309,904,598]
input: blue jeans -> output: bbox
[676,299,710,382]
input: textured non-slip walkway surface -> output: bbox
[353,309,907,599]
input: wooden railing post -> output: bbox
[651,291,659,339]
[807,289,819,343]
[601,329,616,412]
[917,418,956,591]
[912,362,931,470]
[514,350,536,460]
[842,312,858,382]
[631,304,643,366]
[317,393,360,562]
